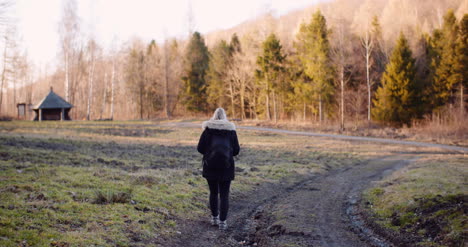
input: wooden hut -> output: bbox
[33,88,73,121]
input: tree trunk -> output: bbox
[366,52,371,123]
[110,61,115,120]
[13,74,16,111]
[100,72,108,120]
[164,45,171,119]
[319,94,323,123]
[253,95,258,120]
[340,66,345,131]
[273,91,277,123]
[229,78,236,118]
[0,42,7,115]
[86,58,95,121]
[361,28,373,125]
[265,82,271,120]
[164,73,170,119]
[240,79,246,120]
[65,52,69,102]
[461,83,465,119]
[140,83,143,120]
[303,101,306,121]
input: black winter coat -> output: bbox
[197,127,240,181]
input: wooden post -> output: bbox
[39,109,42,122]
[61,108,64,121]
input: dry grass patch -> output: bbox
[364,155,467,246]
[0,121,371,246]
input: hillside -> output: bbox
[205,0,466,50]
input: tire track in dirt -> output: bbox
[167,155,420,247]
[243,155,420,247]
[161,123,463,246]
[167,173,317,247]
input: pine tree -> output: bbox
[454,14,468,117]
[432,10,459,110]
[371,16,387,75]
[230,33,241,54]
[206,39,232,109]
[181,32,210,112]
[287,55,313,121]
[125,48,146,119]
[255,33,286,121]
[145,40,163,116]
[294,10,334,122]
[414,33,436,116]
[372,33,417,125]
[420,28,443,115]
[228,33,242,118]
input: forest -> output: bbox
[0,0,467,128]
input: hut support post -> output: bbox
[61,108,64,121]
[39,109,42,122]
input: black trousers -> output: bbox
[206,179,231,221]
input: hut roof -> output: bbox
[33,89,73,110]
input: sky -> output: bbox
[12,0,324,68]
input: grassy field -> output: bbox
[0,120,372,247]
[363,155,467,246]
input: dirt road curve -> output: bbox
[163,122,468,153]
[162,123,465,246]
[168,155,419,247]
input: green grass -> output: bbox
[0,120,366,246]
[363,156,467,246]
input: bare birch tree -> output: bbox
[0,26,18,115]
[59,0,80,103]
[85,39,99,120]
[226,48,255,120]
[360,21,374,123]
[0,0,13,116]
[110,59,116,120]
[332,19,355,130]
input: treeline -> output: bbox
[177,10,467,127]
[1,1,466,127]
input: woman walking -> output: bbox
[197,108,240,230]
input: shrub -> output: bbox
[93,190,132,204]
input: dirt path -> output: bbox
[166,155,424,247]
[161,123,464,246]
[163,122,468,153]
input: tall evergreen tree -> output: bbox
[432,10,459,110]
[371,16,388,75]
[181,32,210,112]
[227,33,243,118]
[294,10,334,122]
[255,33,286,121]
[288,55,313,121]
[145,40,163,116]
[206,39,232,109]
[230,33,241,54]
[372,33,417,125]
[414,33,436,115]
[420,29,443,115]
[454,14,468,117]
[125,48,146,119]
